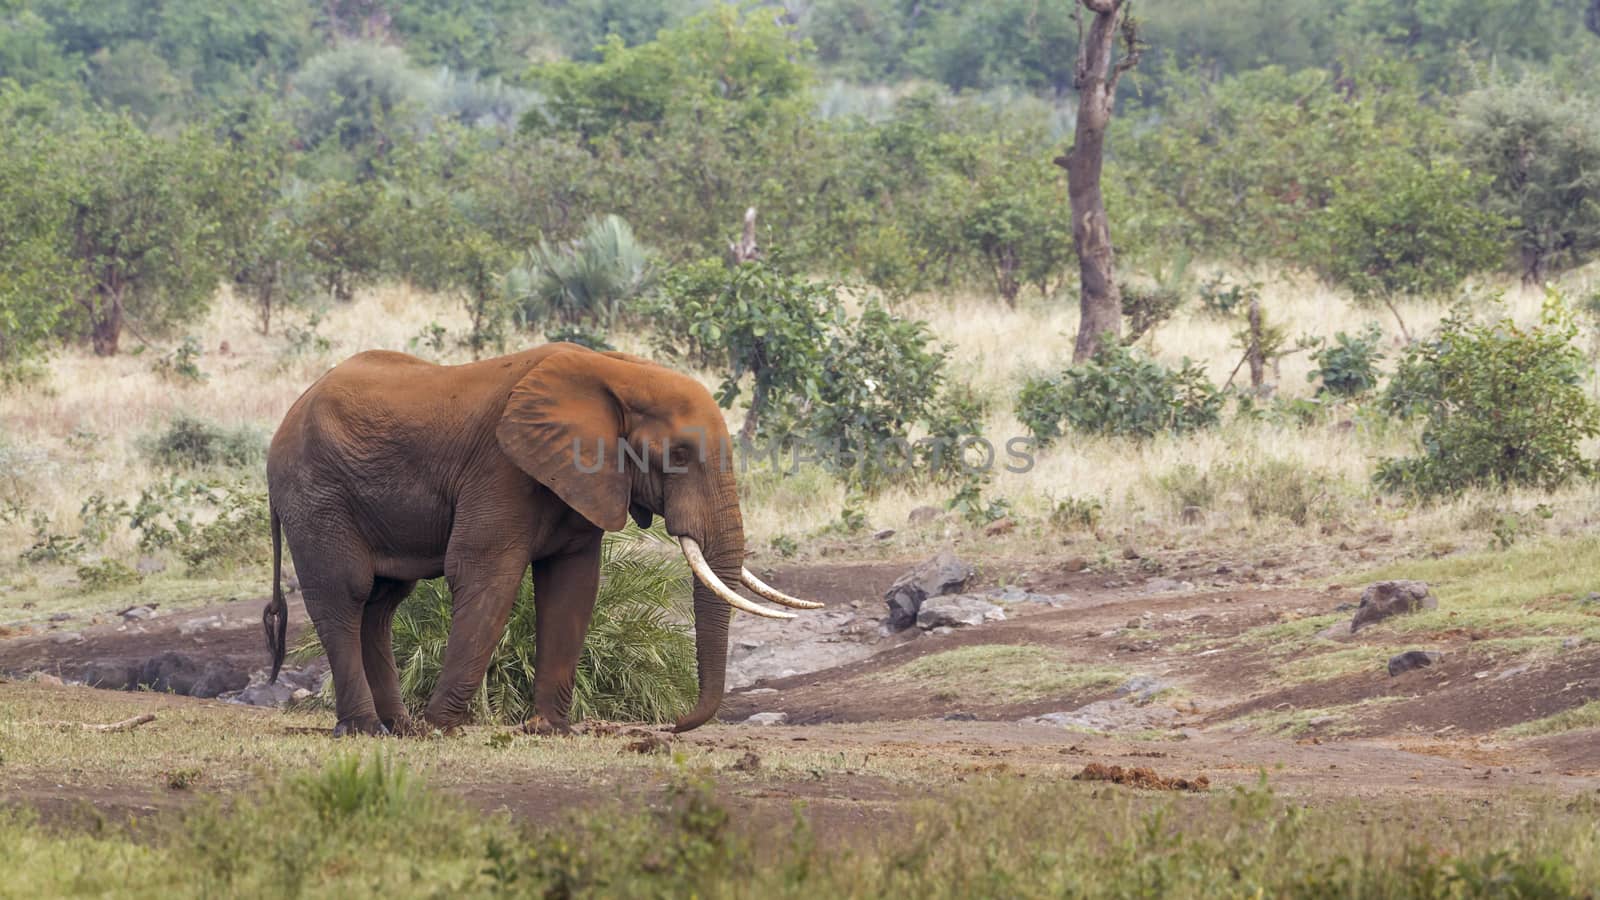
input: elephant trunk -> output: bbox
[672,491,744,733]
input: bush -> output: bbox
[1120,281,1184,341]
[144,415,265,470]
[1197,274,1259,318]
[1017,342,1223,443]
[1458,77,1600,282]
[1232,458,1333,527]
[299,526,695,725]
[177,488,270,574]
[1310,156,1506,335]
[507,214,653,330]
[1376,295,1600,497]
[76,559,142,591]
[1306,324,1385,398]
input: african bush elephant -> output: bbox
[262,343,820,736]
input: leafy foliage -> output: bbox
[143,415,265,470]
[1017,342,1223,443]
[1306,325,1385,398]
[1376,295,1600,497]
[507,214,653,330]
[1458,77,1600,282]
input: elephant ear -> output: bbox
[497,351,630,532]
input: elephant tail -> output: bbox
[264,503,289,684]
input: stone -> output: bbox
[1582,593,1600,607]
[1121,546,1142,560]
[1028,700,1181,733]
[50,631,83,644]
[226,681,296,708]
[883,550,973,630]
[27,673,64,686]
[79,660,141,690]
[1115,676,1171,703]
[291,688,312,701]
[1315,621,1354,640]
[1387,650,1442,677]
[943,712,978,721]
[48,612,73,623]
[986,586,1065,606]
[907,506,942,526]
[1351,581,1436,633]
[916,594,1005,629]
[177,616,222,636]
[744,712,787,726]
[1064,557,1090,572]
[1563,637,1585,650]
[873,529,897,540]
[1141,577,1194,595]
[120,605,154,621]
[135,556,166,576]
[136,652,248,698]
[983,517,1016,537]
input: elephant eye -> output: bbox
[667,444,692,469]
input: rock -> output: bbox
[743,687,778,695]
[135,556,166,576]
[744,712,787,726]
[1582,593,1600,606]
[943,712,978,721]
[177,616,222,636]
[120,605,155,621]
[873,528,897,541]
[1121,546,1142,560]
[1351,581,1436,633]
[1028,700,1181,733]
[291,688,312,701]
[136,652,248,698]
[79,660,142,690]
[27,673,64,686]
[986,586,1066,606]
[983,517,1016,537]
[916,594,1005,629]
[50,630,83,644]
[1387,650,1442,677]
[48,612,74,623]
[1315,621,1354,640]
[1064,557,1090,572]
[1115,676,1171,703]
[227,682,296,707]
[1141,577,1194,595]
[907,506,942,526]
[883,550,973,630]
[1563,637,1585,650]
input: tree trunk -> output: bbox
[90,289,124,357]
[1057,0,1141,363]
[1246,298,1266,392]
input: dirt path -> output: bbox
[3,553,1598,832]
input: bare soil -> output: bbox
[4,550,1599,833]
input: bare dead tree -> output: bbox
[727,207,760,265]
[1055,1,1144,363]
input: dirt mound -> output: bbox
[1073,763,1210,792]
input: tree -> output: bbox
[55,114,226,356]
[0,99,77,381]
[1458,78,1600,283]
[1313,156,1506,338]
[1057,0,1143,363]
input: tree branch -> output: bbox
[50,714,156,733]
[1106,10,1146,94]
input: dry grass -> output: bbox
[4,272,1599,620]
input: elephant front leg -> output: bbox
[422,559,527,732]
[525,539,602,734]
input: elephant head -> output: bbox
[495,346,820,731]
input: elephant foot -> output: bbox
[332,716,390,738]
[383,714,425,737]
[520,714,572,736]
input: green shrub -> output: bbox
[299,526,695,725]
[1049,495,1103,532]
[508,214,653,330]
[177,488,269,574]
[144,415,265,470]
[1121,281,1184,341]
[1376,295,1600,497]
[544,323,614,350]
[76,559,142,591]
[1155,463,1222,514]
[1017,342,1223,443]
[1196,274,1259,318]
[1306,324,1385,398]
[150,336,207,384]
[1232,458,1334,527]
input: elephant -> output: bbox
[261,342,821,736]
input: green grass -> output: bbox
[886,644,1127,705]
[1235,698,1407,737]
[0,570,265,626]
[1506,700,1600,738]
[1,757,1597,898]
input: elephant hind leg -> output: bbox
[362,578,418,735]
[422,556,529,732]
[297,558,385,737]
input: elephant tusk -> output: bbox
[741,567,824,610]
[679,537,795,620]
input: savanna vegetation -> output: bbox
[5,2,1600,893]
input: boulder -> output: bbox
[226,681,296,708]
[1028,700,1180,733]
[743,712,787,726]
[50,631,83,644]
[1351,581,1436,633]
[136,652,248,698]
[1114,676,1171,703]
[916,594,1005,629]
[79,660,142,690]
[884,550,973,630]
[120,605,155,621]
[1387,650,1442,677]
